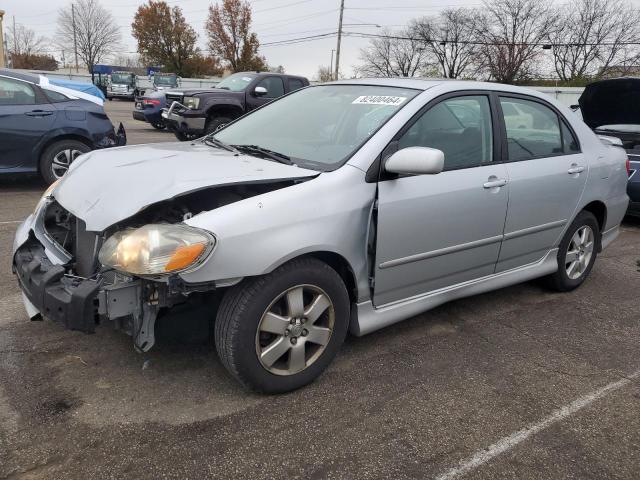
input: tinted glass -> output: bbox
[500,97,563,161]
[561,121,580,153]
[0,77,36,105]
[256,77,285,98]
[289,78,305,91]
[216,73,256,91]
[44,89,70,103]
[111,73,134,84]
[398,95,493,170]
[214,85,419,170]
[154,75,177,86]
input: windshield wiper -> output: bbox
[203,136,238,153]
[232,144,294,165]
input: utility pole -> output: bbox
[334,0,344,81]
[72,3,79,73]
[330,49,335,78]
[13,15,17,59]
[0,10,5,68]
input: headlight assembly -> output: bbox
[98,224,215,276]
[34,179,60,213]
[183,96,200,109]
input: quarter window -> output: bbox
[289,78,305,91]
[256,77,285,98]
[561,120,580,153]
[0,77,36,105]
[499,97,563,161]
[397,95,493,170]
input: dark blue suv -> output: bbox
[0,69,125,184]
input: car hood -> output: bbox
[579,78,640,129]
[54,142,319,231]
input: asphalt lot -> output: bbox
[1,99,640,479]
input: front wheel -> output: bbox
[151,121,166,130]
[215,258,350,393]
[545,211,599,292]
[173,131,200,141]
[204,116,233,135]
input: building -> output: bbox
[0,10,5,68]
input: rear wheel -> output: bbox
[39,139,91,184]
[151,121,166,130]
[546,211,599,291]
[215,258,350,393]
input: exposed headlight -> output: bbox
[34,180,60,213]
[183,96,200,109]
[98,224,215,276]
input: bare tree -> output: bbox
[550,0,640,81]
[316,65,333,82]
[357,28,427,77]
[474,0,557,83]
[111,53,143,69]
[411,9,479,79]
[56,0,121,77]
[7,24,46,57]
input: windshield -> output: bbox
[111,73,133,84]
[213,85,419,170]
[154,75,177,86]
[596,124,640,133]
[215,73,257,91]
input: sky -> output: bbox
[3,0,640,79]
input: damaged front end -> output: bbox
[12,198,193,352]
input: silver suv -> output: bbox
[13,79,629,393]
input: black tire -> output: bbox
[39,139,91,185]
[173,131,200,141]
[545,211,600,292]
[151,122,166,130]
[215,258,350,393]
[204,116,233,135]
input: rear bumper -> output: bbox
[132,110,146,122]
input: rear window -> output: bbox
[44,89,71,103]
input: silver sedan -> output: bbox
[12,79,629,393]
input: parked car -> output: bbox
[575,77,640,216]
[132,90,167,130]
[106,71,140,101]
[150,72,179,92]
[0,69,126,184]
[162,71,309,141]
[12,79,628,393]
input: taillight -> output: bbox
[627,157,631,176]
[143,99,161,106]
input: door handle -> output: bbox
[483,178,507,189]
[25,110,53,117]
[567,164,585,174]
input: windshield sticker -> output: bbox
[352,95,407,106]
[242,77,253,81]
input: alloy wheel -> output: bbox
[255,284,335,376]
[565,225,594,280]
[51,149,83,179]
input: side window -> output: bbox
[0,77,36,106]
[44,89,70,103]
[289,78,305,92]
[561,120,580,153]
[256,77,285,98]
[499,97,563,161]
[397,95,493,170]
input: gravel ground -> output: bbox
[0,99,639,479]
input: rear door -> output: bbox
[373,93,509,306]
[0,76,55,169]
[496,95,587,271]
[245,76,286,111]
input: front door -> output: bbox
[374,94,509,306]
[495,95,588,272]
[0,76,55,169]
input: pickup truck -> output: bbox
[162,72,309,141]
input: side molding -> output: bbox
[351,249,559,336]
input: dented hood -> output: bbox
[55,142,318,231]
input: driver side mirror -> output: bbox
[254,86,268,96]
[384,147,444,176]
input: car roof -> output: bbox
[0,68,40,84]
